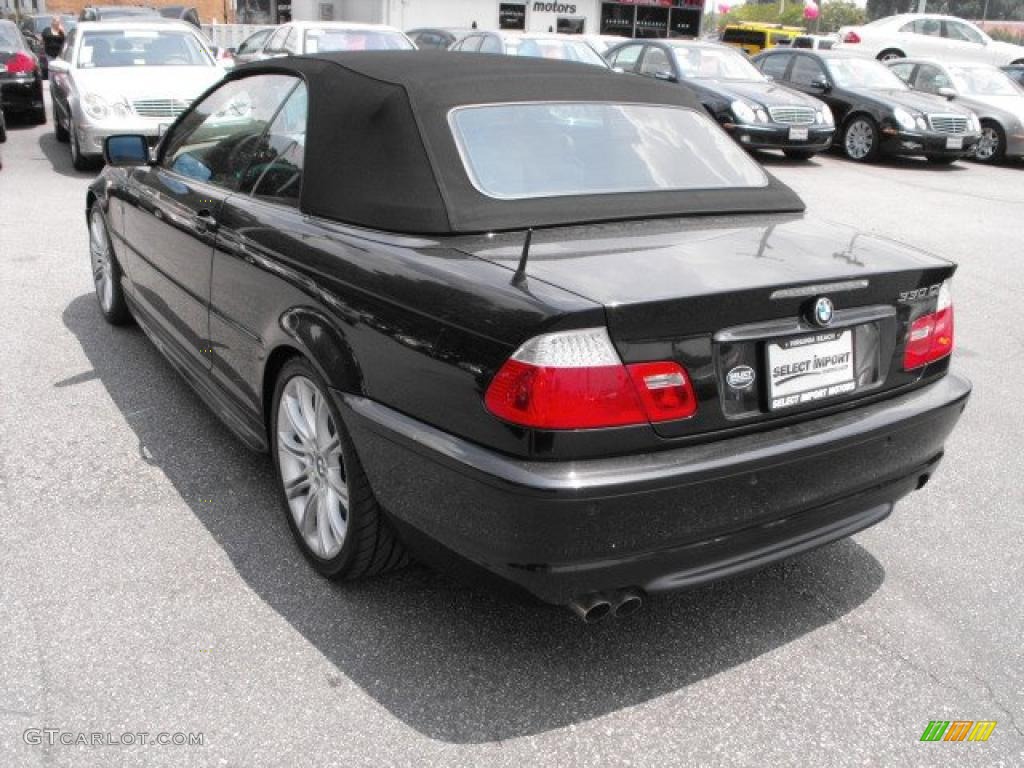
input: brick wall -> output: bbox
[42,0,232,23]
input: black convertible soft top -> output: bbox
[230,51,804,235]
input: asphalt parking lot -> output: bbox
[1,101,1022,768]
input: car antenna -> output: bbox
[512,228,533,286]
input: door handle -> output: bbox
[194,209,218,234]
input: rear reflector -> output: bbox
[6,52,36,74]
[484,328,697,429]
[903,280,954,370]
[842,30,861,43]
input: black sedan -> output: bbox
[753,49,980,164]
[0,20,46,125]
[90,52,969,621]
[607,40,835,159]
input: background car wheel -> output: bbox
[70,123,96,171]
[783,149,817,161]
[88,206,132,325]
[877,49,904,62]
[842,116,879,162]
[55,115,69,143]
[926,156,958,165]
[31,106,46,125]
[973,121,1006,164]
[271,358,409,581]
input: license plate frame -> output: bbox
[945,135,963,150]
[767,329,857,411]
[788,126,810,141]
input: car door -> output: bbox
[911,63,951,97]
[902,18,945,59]
[788,54,847,122]
[637,44,676,82]
[756,50,792,83]
[209,78,308,416]
[119,74,300,374]
[942,20,989,65]
[233,28,271,65]
[260,25,289,60]
[887,60,917,87]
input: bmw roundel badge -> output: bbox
[811,297,834,327]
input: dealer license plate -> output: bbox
[945,136,963,150]
[788,126,809,141]
[768,330,856,411]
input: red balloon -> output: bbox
[803,5,820,19]
[718,4,730,14]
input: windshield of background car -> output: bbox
[449,102,768,200]
[78,29,212,67]
[673,46,765,81]
[826,58,907,90]
[504,38,607,67]
[948,65,1020,97]
[304,28,413,52]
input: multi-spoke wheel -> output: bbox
[271,358,408,579]
[973,121,1005,164]
[843,116,879,162]
[89,206,131,325]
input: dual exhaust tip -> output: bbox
[569,588,644,623]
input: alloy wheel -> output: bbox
[89,208,114,313]
[845,120,874,160]
[974,126,1000,162]
[276,376,349,559]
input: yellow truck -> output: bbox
[720,23,806,56]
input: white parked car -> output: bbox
[241,21,414,62]
[837,14,1024,66]
[48,20,226,170]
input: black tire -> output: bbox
[88,205,132,325]
[877,49,904,62]
[973,120,1006,164]
[783,149,817,160]
[55,114,69,143]
[70,122,98,171]
[926,156,958,165]
[842,115,880,162]
[270,357,409,581]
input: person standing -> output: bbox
[41,16,66,60]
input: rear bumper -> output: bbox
[339,374,971,604]
[0,77,43,113]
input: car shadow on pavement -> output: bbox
[62,292,886,744]
[37,130,97,179]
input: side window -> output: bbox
[758,53,790,80]
[915,64,950,93]
[888,61,915,84]
[479,35,501,54]
[944,21,984,44]
[265,26,288,53]
[62,28,76,62]
[161,75,300,191]
[639,46,671,77]
[789,55,825,87]
[462,35,483,52]
[249,82,307,205]
[608,44,643,71]
[237,31,264,55]
[910,19,941,37]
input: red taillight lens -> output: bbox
[903,281,954,370]
[484,328,697,429]
[843,30,861,44]
[6,51,36,74]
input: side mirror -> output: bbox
[810,76,830,92]
[104,135,151,167]
[611,66,624,74]
[654,70,678,83]
[937,86,956,100]
[47,58,69,74]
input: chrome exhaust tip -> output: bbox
[569,593,613,624]
[613,589,643,618]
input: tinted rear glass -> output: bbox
[450,102,768,200]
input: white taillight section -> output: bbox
[510,327,620,368]
[904,279,954,370]
[484,327,698,429]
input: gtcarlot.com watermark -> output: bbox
[24,728,204,747]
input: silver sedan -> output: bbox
[48,20,225,170]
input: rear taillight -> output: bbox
[842,30,861,44]
[903,280,954,370]
[484,328,697,429]
[6,52,36,74]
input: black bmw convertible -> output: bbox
[88,52,970,622]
